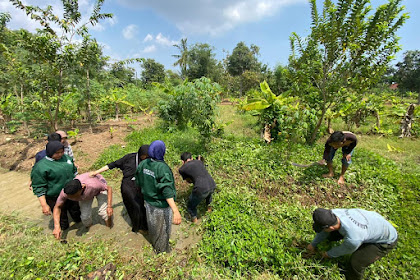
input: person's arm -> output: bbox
[90,165,110,177]
[166,197,181,225]
[52,202,64,239]
[37,195,51,215]
[106,185,113,217]
[325,238,361,258]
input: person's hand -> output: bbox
[318,159,327,166]
[89,171,97,177]
[345,154,351,162]
[303,244,316,258]
[173,211,182,225]
[107,206,113,217]
[52,227,62,240]
[42,204,51,215]
[321,251,330,259]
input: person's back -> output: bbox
[179,160,215,193]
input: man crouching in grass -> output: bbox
[52,173,113,240]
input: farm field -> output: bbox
[0,104,419,279]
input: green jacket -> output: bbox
[135,158,176,208]
[31,155,77,198]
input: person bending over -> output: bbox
[52,172,113,240]
[306,208,398,280]
[90,145,149,234]
[179,152,216,223]
[318,131,357,185]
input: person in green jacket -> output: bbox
[135,140,181,253]
[31,141,81,230]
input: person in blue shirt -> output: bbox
[306,208,398,280]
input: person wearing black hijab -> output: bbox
[31,141,81,231]
[90,144,149,233]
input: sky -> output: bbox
[1,0,419,75]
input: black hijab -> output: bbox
[46,141,64,158]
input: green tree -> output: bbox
[227,42,261,95]
[172,38,188,79]
[10,0,112,130]
[141,58,165,88]
[186,43,219,81]
[394,50,420,104]
[289,0,408,143]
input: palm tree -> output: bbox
[172,38,188,79]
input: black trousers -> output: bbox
[327,231,397,280]
[46,196,81,230]
[121,178,148,232]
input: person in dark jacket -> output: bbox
[179,152,216,223]
[31,141,81,230]
[90,145,149,233]
[318,131,357,185]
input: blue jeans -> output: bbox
[187,190,213,218]
[325,148,354,167]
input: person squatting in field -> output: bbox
[31,141,81,231]
[135,140,181,253]
[179,152,216,223]
[52,172,113,240]
[306,208,398,280]
[318,131,357,185]
[90,144,150,234]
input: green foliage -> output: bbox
[289,0,409,143]
[242,81,319,142]
[141,58,166,88]
[155,77,221,138]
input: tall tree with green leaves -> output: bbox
[172,38,188,79]
[289,0,408,143]
[141,58,166,88]
[186,43,219,81]
[227,42,261,95]
[10,0,112,130]
[394,50,420,104]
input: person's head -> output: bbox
[180,152,192,163]
[55,130,68,145]
[47,133,62,142]
[329,131,345,149]
[64,179,85,199]
[46,141,65,160]
[138,144,150,161]
[148,140,166,160]
[312,208,339,233]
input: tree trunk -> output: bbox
[20,84,30,136]
[399,103,415,138]
[115,104,119,120]
[53,69,63,131]
[375,110,380,128]
[86,69,93,133]
[310,107,327,144]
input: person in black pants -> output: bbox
[90,145,149,234]
[179,152,216,223]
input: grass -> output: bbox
[1,104,419,279]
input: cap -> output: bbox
[56,130,68,138]
[312,208,338,233]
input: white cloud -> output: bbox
[2,0,115,33]
[143,34,153,42]
[142,45,157,53]
[155,33,178,46]
[117,0,306,35]
[122,24,139,39]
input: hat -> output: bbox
[56,130,68,138]
[312,208,338,233]
[148,140,166,160]
[46,141,64,158]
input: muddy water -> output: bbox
[0,168,200,252]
